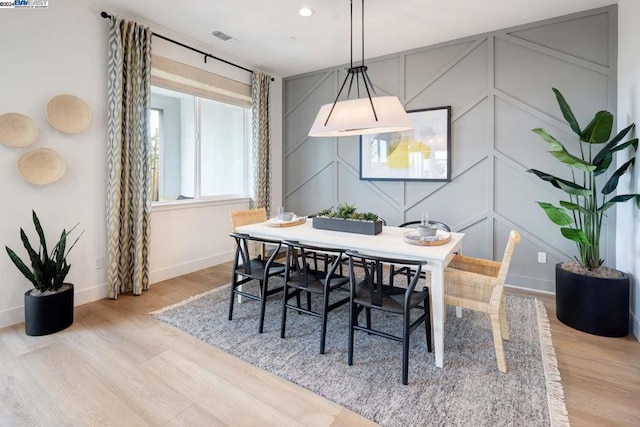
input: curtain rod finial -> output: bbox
[100,11,110,19]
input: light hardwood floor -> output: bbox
[1,262,639,426]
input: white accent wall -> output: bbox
[616,0,640,341]
[0,0,283,329]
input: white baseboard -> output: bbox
[631,310,640,342]
[0,282,110,330]
[0,306,23,331]
[505,283,555,296]
[149,251,235,285]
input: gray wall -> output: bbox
[283,7,617,292]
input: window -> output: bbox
[149,85,250,203]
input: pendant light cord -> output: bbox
[361,0,365,67]
[350,0,353,69]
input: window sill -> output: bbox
[151,196,251,212]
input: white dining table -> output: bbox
[235,220,464,369]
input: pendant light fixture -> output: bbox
[308,0,413,138]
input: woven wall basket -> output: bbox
[17,148,66,185]
[46,94,91,133]
[0,112,38,147]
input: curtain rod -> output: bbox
[100,11,274,81]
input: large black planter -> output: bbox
[556,264,629,337]
[24,284,74,336]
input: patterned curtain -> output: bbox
[251,71,272,215]
[106,16,152,299]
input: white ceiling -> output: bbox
[94,0,616,77]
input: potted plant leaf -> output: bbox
[5,210,83,336]
[312,203,383,235]
[527,88,639,337]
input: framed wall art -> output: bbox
[359,106,451,181]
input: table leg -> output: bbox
[431,264,444,368]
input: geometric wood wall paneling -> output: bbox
[404,40,476,100]
[284,75,336,154]
[507,12,610,67]
[283,6,616,292]
[494,96,578,182]
[364,56,402,97]
[338,162,403,226]
[284,72,330,113]
[494,156,576,258]
[452,98,489,175]
[406,40,488,112]
[336,135,361,170]
[458,218,491,260]
[284,138,335,194]
[494,36,609,126]
[494,220,564,292]
[285,165,336,217]
[406,158,489,228]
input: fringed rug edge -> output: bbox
[536,299,571,427]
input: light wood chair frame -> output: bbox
[443,230,521,373]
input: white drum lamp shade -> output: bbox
[309,96,413,137]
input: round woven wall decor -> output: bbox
[0,112,38,147]
[46,94,91,133]
[17,148,66,185]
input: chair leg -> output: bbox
[500,298,509,341]
[306,292,312,312]
[365,307,372,331]
[258,278,268,334]
[280,282,289,339]
[320,292,330,354]
[389,265,395,287]
[424,307,432,353]
[491,311,507,373]
[228,274,237,321]
[348,302,357,366]
[402,310,411,385]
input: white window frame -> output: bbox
[151,85,252,210]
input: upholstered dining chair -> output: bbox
[280,240,351,354]
[228,232,286,333]
[443,230,521,373]
[345,250,432,385]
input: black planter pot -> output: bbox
[24,284,74,336]
[556,264,629,337]
[312,217,383,235]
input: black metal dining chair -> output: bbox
[345,250,432,385]
[281,240,351,354]
[398,220,450,230]
[228,232,286,333]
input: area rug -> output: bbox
[152,280,569,427]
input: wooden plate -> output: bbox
[403,230,451,246]
[266,217,307,228]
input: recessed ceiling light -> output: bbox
[299,7,314,17]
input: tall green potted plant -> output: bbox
[527,88,639,337]
[5,210,83,336]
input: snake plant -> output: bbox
[527,88,639,269]
[5,210,83,293]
